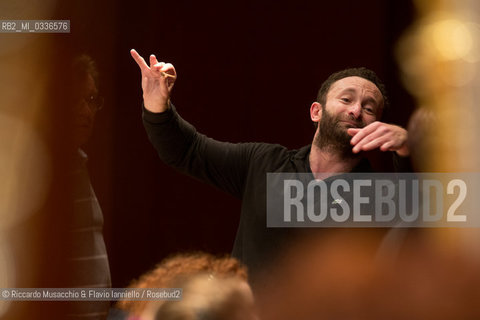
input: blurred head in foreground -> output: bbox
[116,252,256,320]
[153,273,255,320]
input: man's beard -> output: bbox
[313,106,364,159]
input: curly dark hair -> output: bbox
[317,67,388,109]
[313,67,389,128]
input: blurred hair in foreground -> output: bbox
[115,252,256,320]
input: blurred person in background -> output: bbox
[2,54,110,320]
[64,54,111,319]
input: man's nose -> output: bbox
[348,102,362,119]
[77,100,94,117]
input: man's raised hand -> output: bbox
[347,122,409,157]
[130,49,176,113]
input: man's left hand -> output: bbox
[347,122,409,157]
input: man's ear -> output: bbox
[310,102,322,124]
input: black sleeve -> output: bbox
[142,103,258,199]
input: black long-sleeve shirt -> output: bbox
[142,104,376,282]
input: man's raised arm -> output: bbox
[129,49,260,198]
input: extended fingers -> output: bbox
[380,141,395,151]
[130,49,149,70]
[347,128,361,137]
[352,129,387,153]
[149,54,159,68]
[132,50,175,79]
[349,122,381,145]
[353,136,388,153]
[351,123,408,154]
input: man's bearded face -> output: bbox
[314,105,365,157]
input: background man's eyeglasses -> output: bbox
[75,95,104,112]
